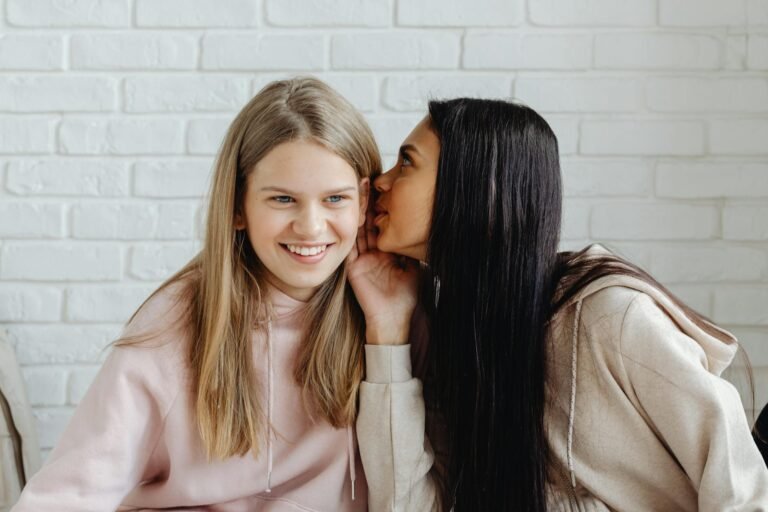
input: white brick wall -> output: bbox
[0,0,766,457]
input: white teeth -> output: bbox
[286,244,327,256]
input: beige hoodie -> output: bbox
[357,271,768,511]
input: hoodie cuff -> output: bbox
[364,344,413,384]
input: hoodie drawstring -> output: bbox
[266,320,274,493]
[347,426,356,500]
[263,317,355,501]
[567,300,582,490]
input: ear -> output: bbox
[233,210,246,230]
[358,177,370,227]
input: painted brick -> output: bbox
[723,206,768,240]
[547,117,579,156]
[1,243,122,281]
[714,287,768,325]
[0,287,61,322]
[202,35,324,70]
[0,118,54,154]
[6,160,130,197]
[67,366,100,405]
[0,76,115,112]
[581,121,705,156]
[383,75,511,111]
[186,118,232,155]
[649,246,767,282]
[366,116,423,155]
[748,35,768,69]
[6,324,118,365]
[529,0,655,26]
[33,408,74,449]
[657,162,768,198]
[72,202,196,240]
[267,0,391,26]
[398,0,521,26]
[22,367,67,406]
[332,33,460,69]
[134,160,212,198]
[749,0,768,25]
[646,78,768,112]
[136,0,259,27]
[70,33,198,70]
[129,243,198,281]
[595,33,721,70]
[0,34,63,70]
[66,286,154,322]
[591,203,719,239]
[6,0,131,27]
[125,76,250,113]
[515,77,641,112]
[710,120,768,155]
[561,160,652,197]
[72,203,158,240]
[463,33,592,70]
[0,202,63,238]
[561,201,590,239]
[59,119,185,155]
[725,36,747,70]
[660,0,748,26]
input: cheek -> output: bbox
[333,209,363,243]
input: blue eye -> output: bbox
[271,196,294,204]
[326,195,344,203]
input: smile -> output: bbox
[284,244,328,256]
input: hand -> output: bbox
[347,210,419,345]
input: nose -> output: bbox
[292,202,325,238]
[374,169,393,192]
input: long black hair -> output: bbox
[421,98,746,511]
[423,98,561,511]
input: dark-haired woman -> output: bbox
[349,102,768,511]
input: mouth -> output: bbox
[280,243,333,263]
[373,203,388,225]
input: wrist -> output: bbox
[365,323,409,346]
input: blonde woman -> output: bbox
[13,77,379,512]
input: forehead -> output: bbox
[250,139,358,186]
[403,116,440,154]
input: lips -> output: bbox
[373,202,389,225]
[279,243,334,264]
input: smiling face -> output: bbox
[373,116,440,261]
[235,139,368,301]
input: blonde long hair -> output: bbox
[120,77,381,460]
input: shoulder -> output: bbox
[121,279,192,342]
[106,280,194,401]
[551,284,643,350]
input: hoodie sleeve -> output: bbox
[11,343,178,512]
[618,293,768,511]
[356,344,440,512]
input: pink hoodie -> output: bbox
[12,283,366,512]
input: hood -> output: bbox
[560,245,739,492]
[562,245,738,375]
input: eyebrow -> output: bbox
[259,186,357,195]
[399,144,420,157]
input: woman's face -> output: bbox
[373,116,440,261]
[235,139,368,301]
